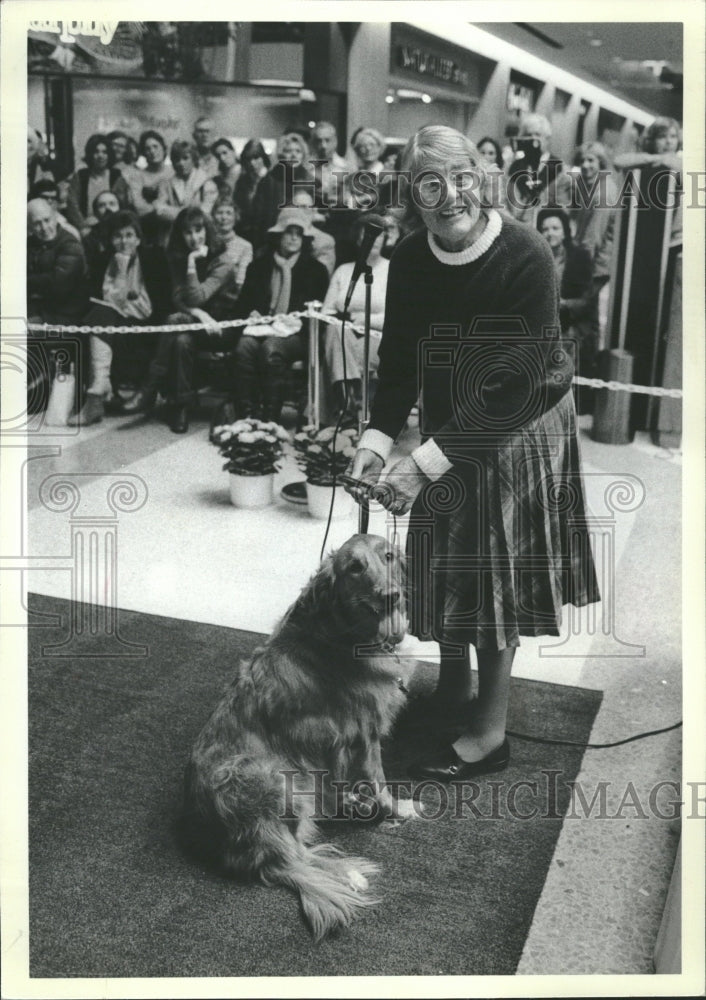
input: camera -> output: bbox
[417,321,572,440]
[511,136,543,173]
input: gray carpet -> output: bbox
[28,592,601,977]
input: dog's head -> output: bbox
[325,533,408,647]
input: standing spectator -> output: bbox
[538,208,598,413]
[65,134,128,236]
[107,130,136,174]
[212,137,241,191]
[153,141,209,243]
[310,120,348,207]
[270,132,315,205]
[477,136,504,169]
[27,198,86,324]
[192,116,219,178]
[123,206,238,433]
[351,127,385,174]
[570,142,618,290]
[29,179,81,241]
[68,211,171,426]
[506,113,572,224]
[381,145,401,172]
[476,135,507,209]
[122,130,174,235]
[233,207,329,421]
[27,126,55,189]
[234,139,281,252]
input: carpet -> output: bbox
[27,593,602,978]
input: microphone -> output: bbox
[343,215,385,312]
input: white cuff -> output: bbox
[358,428,394,463]
[411,438,453,480]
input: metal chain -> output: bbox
[26,306,683,399]
[572,376,682,399]
[27,308,312,336]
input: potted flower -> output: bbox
[211,418,290,508]
[292,425,359,519]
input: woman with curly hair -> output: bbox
[65,133,128,236]
[123,206,238,432]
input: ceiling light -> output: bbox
[385,94,394,104]
[589,38,603,47]
[421,93,432,104]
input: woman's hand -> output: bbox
[343,448,384,505]
[376,455,427,515]
[190,308,222,335]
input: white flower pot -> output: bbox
[228,473,274,509]
[306,481,355,520]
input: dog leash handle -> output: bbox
[358,497,370,534]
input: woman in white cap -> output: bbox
[233,207,330,421]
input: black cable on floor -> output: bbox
[506,719,682,749]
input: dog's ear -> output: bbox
[293,555,337,619]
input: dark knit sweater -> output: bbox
[369,212,574,451]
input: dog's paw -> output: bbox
[391,797,418,821]
[347,868,369,892]
[380,796,419,828]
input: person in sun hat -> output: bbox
[232,206,329,422]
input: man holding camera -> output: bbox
[507,113,572,224]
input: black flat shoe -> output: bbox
[169,405,189,434]
[408,738,510,782]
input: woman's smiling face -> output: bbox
[415,159,485,252]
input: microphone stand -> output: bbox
[358,264,373,534]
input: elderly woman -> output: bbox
[233,206,329,421]
[345,126,599,780]
[65,133,128,236]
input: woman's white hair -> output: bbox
[396,125,489,230]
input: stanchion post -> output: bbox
[306,301,322,431]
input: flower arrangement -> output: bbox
[211,418,290,477]
[292,425,359,487]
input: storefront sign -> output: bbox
[395,44,470,88]
[390,25,478,95]
[28,20,119,45]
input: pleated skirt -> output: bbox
[405,391,600,650]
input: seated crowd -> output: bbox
[27,112,682,431]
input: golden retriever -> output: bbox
[182,534,414,940]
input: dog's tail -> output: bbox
[263,841,382,942]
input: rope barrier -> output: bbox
[27,306,683,400]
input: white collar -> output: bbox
[427,209,502,265]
